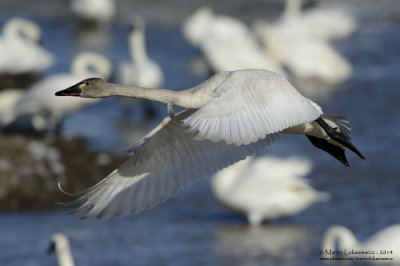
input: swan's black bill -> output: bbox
[55,84,81,96]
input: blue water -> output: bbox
[1,1,400,265]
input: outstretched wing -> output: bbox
[61,110,278,219]
[182,70,322,145]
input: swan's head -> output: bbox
[55,78,108,98]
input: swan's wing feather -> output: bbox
[182,70,322,145]
[63,110,278,219]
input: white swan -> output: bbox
[280,0,356,41]
[1,52,111,132]
[116,16,164,88]
[182,7,285,75]
[49,233,75,266]
[0,17,54,75]
[211,156,329,226]
[322,225,400,263]
[70,0,115,24]
[253,0,353,83]
[55,69,364,219]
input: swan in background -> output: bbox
[70,0,115,25]
[0,17,54,75]
[182,7,285,75]
[253,0,354,84]
[280,0,356,41]
[322,225,400,262]
[48,233,75,266]
[211,156,329,225]
[55,69,364,219]
[1,52,111,132]
[182,7,249,48]
[116,16,164,89]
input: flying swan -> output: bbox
[55,69,365,219]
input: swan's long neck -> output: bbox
[52,234,75,266]
[129,23,149,66]
[282,0,302,20]
[322,226,359,253]
[87,71,231,108]
[56,248,75,266]
[101,83,209,109]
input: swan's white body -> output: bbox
[57,69,363,219]
[70,0,115,23]
[1,52,111,131]
[211,156,329,226]
[182,7,285,75]
[322,225,400,263]
[0,17,54,75]
[50,233,75,266]
[116,16,164,88]
[253,0,354,83]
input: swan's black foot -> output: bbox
[306,135,349,167]
[315,117,365,160]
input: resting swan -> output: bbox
[211,156,329,226]
[279,0,356,41]
[182,7,285,75]
[253,0,353,83]
[55,69,365,219]
[0,17,54,75]
[322,225,400,262]
[116,16,164,88]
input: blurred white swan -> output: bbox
[116,16,164,88]
[322,225,400,263]
[1,52,111,132]
[182,7,285,75]
[0,17,54,75]
[55,69,364,219]
[49,233,75,266]
[70,0,115,24]
[253,0,353,83]
[280,0,356,41]
[211,156,329,225]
